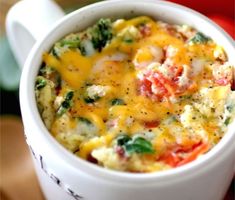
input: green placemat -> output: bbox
[0,37,21,91]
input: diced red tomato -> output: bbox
[139,78,153,96]
[232,79,235,91]
[139,75,170,101]
[177,142,209,166]
[106,119,118,129]
[115,146,125,158]
[215,78,231,86]
[87,153,98,164]
[159,151,182,167]
[139,24,152,37]
[169,65,183,80]
[152,73,171,95]
[138,65,185,100]
[144,120,160,128]
[158,142,209,167]
[164,24,178,37]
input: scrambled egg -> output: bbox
[35,16,235,173]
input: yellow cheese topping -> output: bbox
[36,16,235,173]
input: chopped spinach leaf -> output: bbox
[61,101,70,109]
[123,38,133,43]
[111,98,125,106]
[78,117,93,125]
[52,36,88,56]
[116,134,131,146]
[85,82,93,87]
[60,38,81,48]
[116,134,155,155]
[179,95,192,101]
[189,32,210,44]
[226,104,234,112]
[79,44,87,56]
[35,77,47,90]
[57,106,67,116]
[51,48,60,59]
[57,91,74,116]
[39,66,61,89]
[224,117,231,126]
[84,96,100,103]
[65,91,74,101]
[89,18,113,52]
[125,137,155,154]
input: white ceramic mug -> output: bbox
[6,0,235,200]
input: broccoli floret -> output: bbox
[89,18,113,52]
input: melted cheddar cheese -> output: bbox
[35,16,235,173]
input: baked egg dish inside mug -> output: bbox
[35,16,235,173]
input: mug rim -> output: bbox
[20,0,235,183]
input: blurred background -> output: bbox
[0,0,234,199]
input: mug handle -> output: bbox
[6,0,65,69]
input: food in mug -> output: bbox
[35,16,235,173]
